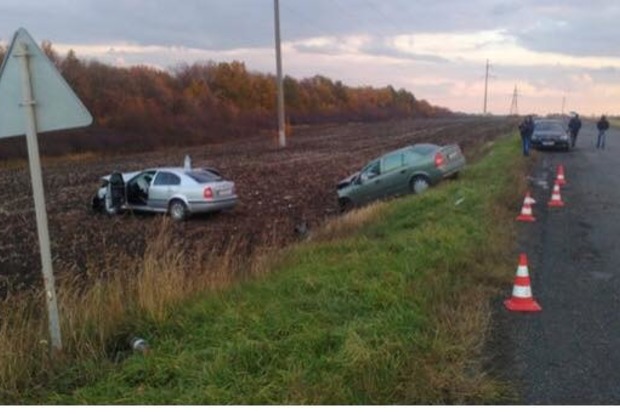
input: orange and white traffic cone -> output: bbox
[556,165,566,186]
[504,253,542,312]
[548,180,565,207]
[516,195,536,222]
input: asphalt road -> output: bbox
[493,120,620,404]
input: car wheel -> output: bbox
[410,176,430,194]
[92,195,102,212]
[169,199,188,221]
[339,198,354,213]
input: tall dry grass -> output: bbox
[0,218,271,400]
[310,201,386,242]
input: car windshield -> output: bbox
[361,160,380,177]
[185,169,222,183]
[535,121,564,133]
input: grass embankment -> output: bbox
[4,135,529,404]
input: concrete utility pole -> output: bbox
[561,95,566,115]
[483,59,489,115]
[274,0,286,148]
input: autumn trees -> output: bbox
[0,44,450,159]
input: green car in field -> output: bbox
[337,143,466,211]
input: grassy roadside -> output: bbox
[14,134,528,404]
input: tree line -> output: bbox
[0,43,450,159]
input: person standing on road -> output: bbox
[596,115,610,149]
[568,113,582,148]
[518,115,534,156]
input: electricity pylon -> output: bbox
[509,85,519,116]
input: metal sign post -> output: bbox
[15,40,62,351]
[0,28,93,353]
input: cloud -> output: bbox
[510,3,620,58]
[2,0,620,115]
[361,46,449,64]
[0,0,275,50]
[291,36,367,56]
[289,35,449,63]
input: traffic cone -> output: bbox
[504,253,542,312]
[516,195,536,222]
[556,165,566,186]
[525,191,536,205]
[548,180,565,207]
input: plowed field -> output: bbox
[0,117,515,294]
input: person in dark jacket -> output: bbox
[568,113,582,148]
[518,115,535,156]
[596,115,610,149]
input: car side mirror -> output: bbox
[361,171,377,183]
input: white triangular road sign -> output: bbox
[0,27,92,139]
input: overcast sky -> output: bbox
[1,0,619,115]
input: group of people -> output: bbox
[571,114,610,149]
[518,113,611,156]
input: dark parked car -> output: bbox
[337,143,466,211]
[531,119,570,151]
[92,165,237,221]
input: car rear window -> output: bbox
[411,144,439,156]
[404,150,423,164]
[535,122,564,132]
[185,169,222,183]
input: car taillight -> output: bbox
[434,153,445,168]
[203,187,213,199]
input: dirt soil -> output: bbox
[0,117,515,294]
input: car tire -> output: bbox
[92,195,103,212]
[338,198,354,213]
[169,199,188,221]
[410,176,430,194]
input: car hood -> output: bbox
[532,131,567,141]
[337,172,359,190]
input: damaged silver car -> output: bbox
[92,158,237,221]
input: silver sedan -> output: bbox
[92,166,238,221]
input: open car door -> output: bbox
[105,171,125,215]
